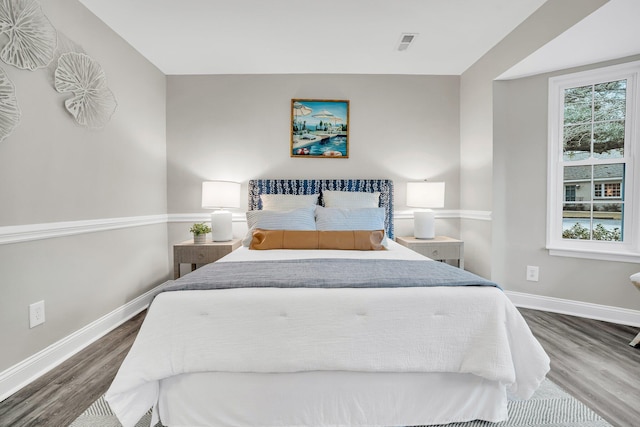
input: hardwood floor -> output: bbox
[519,308,640,427]
[0,308,638,427]
[0,312,146,427]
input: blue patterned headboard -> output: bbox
[248,179,394,239]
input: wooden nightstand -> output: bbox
[173,239,241,279]
[395,236,464,269]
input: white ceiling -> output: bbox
[78,0,546,75]
[78,0,639,78]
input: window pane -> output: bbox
[564,165,592,201]
[564,85,592,105]
[563,123,591,161]
[594,97,625,121]
[593,202,622,241]
[562,203,591,240]
[593,164,625,200]
[564,101,591,125]
[594,80,626,121]
[593,120,624,158]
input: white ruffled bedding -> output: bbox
[106,242,549,427]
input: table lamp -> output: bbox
[202,181,241,241]
[406,181,445,239]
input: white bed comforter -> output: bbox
[106,244,550,427]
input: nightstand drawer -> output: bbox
[412,244,460,260]
[176,246,221,264]
[173,239,241,279]
[395,236,464,269]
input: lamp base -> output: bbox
[211,210,233,242]
[413,209,435,240]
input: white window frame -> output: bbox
[547,61,640,263]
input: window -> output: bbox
[602,183,621,198]
[547,61,640,262]
[593,182,622,198]
[564,185,576,202]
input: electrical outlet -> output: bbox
[526,266,539,282]
[29,300,45,328]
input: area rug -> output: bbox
[69,379,612,427]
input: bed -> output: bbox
[106,179,550,427]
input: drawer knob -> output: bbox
[432,249,438,257]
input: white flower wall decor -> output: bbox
[0,66,20,142]
[54,52,117,129]
[47,32,85,80]
[0,0,57,71]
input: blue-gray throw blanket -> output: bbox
[162,258,501,292]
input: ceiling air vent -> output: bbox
[396,33,418,52]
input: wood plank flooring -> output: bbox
[0,308,638,427]
[519,308,640,427]
[0,311,146,427]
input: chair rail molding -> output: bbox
[393,210,491,221]
[0,210,492,246]
[0,214,168,245]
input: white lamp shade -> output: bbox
[406,181,445,208]
[202,181,241,209]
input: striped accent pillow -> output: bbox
[260,194,319,211]
[315,206,387,247]
[322,190,380,208]
[243,206,317,246]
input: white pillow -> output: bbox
[315,206,387,246]
[243,206,317,247]
[260,193,319,211]
[322,190,380,208]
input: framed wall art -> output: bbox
[291,99,349,158]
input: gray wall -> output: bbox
[0,0,168,371]
[459,0,608,278]
[492,55,640,309]
[166,74,462,244]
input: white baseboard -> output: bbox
[0,281,170,402]
[506,290,640,327]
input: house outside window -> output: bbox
[547,61,640,262]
